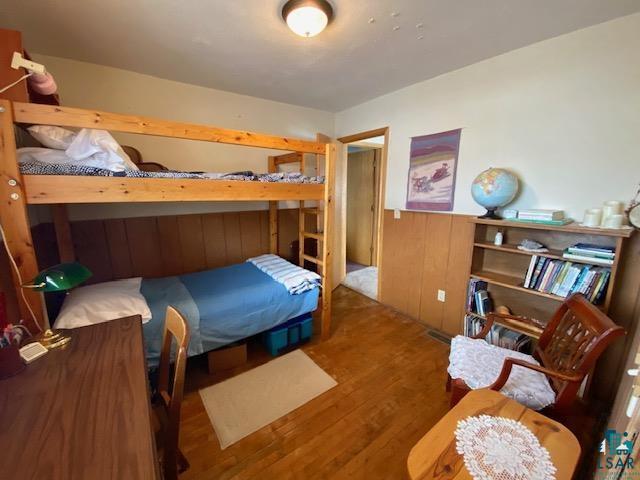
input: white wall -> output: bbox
[30,54,334,220]
[335,13,640,220]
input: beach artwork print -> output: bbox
[406,129,461,211]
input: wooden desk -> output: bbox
[407,389,580,480]
[0,317,159,479]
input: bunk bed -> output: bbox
[0,100,336,351]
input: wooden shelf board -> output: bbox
[471,218,633,238]
[470,270,564,302]
[473,242,616,267]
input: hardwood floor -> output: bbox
[178,286,451,479]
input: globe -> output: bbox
[471,168,519,218]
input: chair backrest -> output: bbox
[157,306,190,480]
[536,293,624,409]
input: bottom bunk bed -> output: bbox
[53,255,320,366]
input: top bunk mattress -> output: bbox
[19,160,324,183]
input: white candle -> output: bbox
[601,201,623,227]
[603,214,624,229]
[583,208,602,227]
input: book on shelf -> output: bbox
[511,218,573,226]
[562,252,614,266]
[466,279,488,313]
[474,291,492,316]
[517,209,565,221]
[565,243,615,260]
[521,256,610,303]
[523,255,538,288]
[563,242,615,266]
[569,243,616,256]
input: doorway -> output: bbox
[337,129,388,301]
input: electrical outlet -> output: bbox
[437,289,446,302]
[394,208,401,219]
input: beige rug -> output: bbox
[199,349,338,449]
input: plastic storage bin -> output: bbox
[262,313,313,356]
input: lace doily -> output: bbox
[448,336,556,410]
[455,415,557,480]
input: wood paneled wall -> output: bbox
[30,208,304,286]
[379,210,474,336]
[0,207,309,325]
[378,208,640,405]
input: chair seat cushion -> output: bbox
[448,336,556,410]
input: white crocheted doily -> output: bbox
[455,415,557,480]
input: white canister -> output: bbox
[603,214,624,229]
[494,231,503,246]
[583,208,602,227]
[601,201,623,227]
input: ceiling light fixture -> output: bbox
[282,0,334,38]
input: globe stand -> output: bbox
[478,207,501,219]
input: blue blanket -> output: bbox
[141,262,319,366]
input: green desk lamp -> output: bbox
[23,262,92,349]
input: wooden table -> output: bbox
[0,317,159,479]
[407,389,580,479]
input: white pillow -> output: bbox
[18,147,78,165]
[17,128,140,172]
[28,125,77,150]
[54,277,152,329]
[66,128,139,171]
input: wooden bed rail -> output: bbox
[12,102,326,154]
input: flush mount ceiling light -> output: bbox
[282,0,334,38]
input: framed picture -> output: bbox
[406,129,461,211]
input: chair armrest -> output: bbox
[471,312,544,340]
[489,357,583,391]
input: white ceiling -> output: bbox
[3,1,639,111]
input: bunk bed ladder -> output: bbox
[269,137,335,339]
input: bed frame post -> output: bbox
[267,156,278,254]
[51,204,75,262]
[316,133,330,233]
[295,152,306,267]
[321,143,336,339]
[0,100,45,330]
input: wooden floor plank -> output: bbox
[178,287,450,480]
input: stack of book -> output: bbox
[514,209,572,226]
[562,243,615,266]
[523,255,610,303]
[466,279,491,315]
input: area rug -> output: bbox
[342,266,378,300]
[199,349,337,449]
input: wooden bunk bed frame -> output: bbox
[0,100,336,338]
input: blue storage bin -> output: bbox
[262,313,313,356]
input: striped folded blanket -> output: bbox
[247,254,321,295]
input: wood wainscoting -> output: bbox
[379,210,474,336]
[32,208,309,285]
[378,208,640,408]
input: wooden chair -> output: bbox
[447,293,624,414]
[153,306,191,480]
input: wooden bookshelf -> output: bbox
[465,218,633,337]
